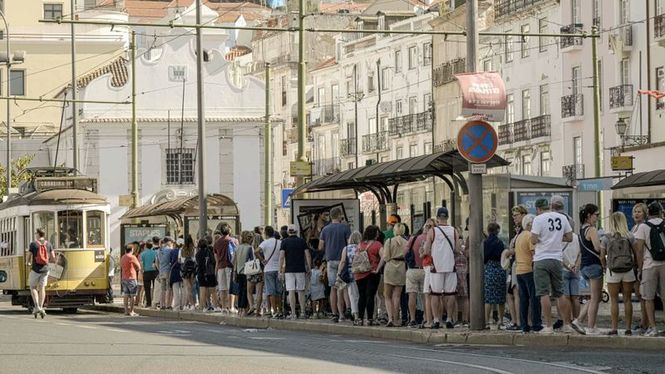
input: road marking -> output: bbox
[77,325,97,329]
[248,337,285,340]
[105,328,126,333]
[386,353,516,374]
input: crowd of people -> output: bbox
[117,199,665,337]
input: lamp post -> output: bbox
[0,10,24,197]
[615,117,628,150]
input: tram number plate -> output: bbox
[94,250,105,263]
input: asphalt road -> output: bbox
[0,301,660,374]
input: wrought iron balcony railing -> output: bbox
[498,115,551,146]
[655,13,665,39]
[312,158,341,176]
[340,138,357,157]
[494,0,547,19]
[561,94,584,118]
[388,110,433,136]
[308,104,340,127]
[362,131,388,153]
[609,84,634,110]
[562,163,585,181]
[560,24,584,50]
[433,58,466,87]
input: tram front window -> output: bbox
[32,212,56,245]
[86,211,105,248]
[58,211,83,249]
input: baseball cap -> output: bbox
[436,207,449,218]
[387,215,399,225]
[535,198,549,209]
[287,224,298,234]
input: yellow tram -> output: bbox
[0,168,111,312]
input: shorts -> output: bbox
[159,271,171,289]
[640,265,665,300]
[121,279,138,296]
[424,267,457,295]
[327,260,340,288]
[534,259,563,298]
[581,264,604,281]
[562,270,580,296]
[29,270,48,289]
[285,272,306,291]
[606,269,636,284]
[216,268,232,291]
[197,274,218,289]
[264,271,283,296]
[406,268,425,294]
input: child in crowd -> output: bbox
[309,258,326,318]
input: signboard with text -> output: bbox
[455,72,507,122]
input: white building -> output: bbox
[308,10,437,227]
[46,13,267,249]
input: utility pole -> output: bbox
[70,0,78,173]
[130,31,139,208]
[195,0,208,239]
[264,63,272,226]
[466,0,485,331]
[591,25,603,216]
[2,9,11,196]
[296,0,307,188]
[375,59,381,163]
[353,64,359,168]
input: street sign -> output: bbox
[290,161,312,176]
[457,120,498,164]
[281,188,295,208]
[611,156,633,171]
[455,72,507,122]
[576,177,614,192]
[470,163,487,174]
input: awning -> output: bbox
[612,169,665,190]
[294,150,509,203]
[121,193,240,219]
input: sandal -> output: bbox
[607,330,618,336]
[624,329,632,336]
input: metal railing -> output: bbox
[312,158,341,176]
[609,84,634,110]
[340,138,357,157]
[494,0,546,19]
[498,114,551,146]
[433,138,456,153]
[362,131,388,153]
[560,24,584,49]
[561,94,584,118]
[562,163,585,181]
[655,13,665,39]
[308,104,340,127]
[388,110,433,136]
[433,58,465,87]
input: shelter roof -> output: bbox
[121,193,239,219]
[612,169,665,190]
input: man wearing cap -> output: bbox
[384,214,400,240]
[155,237,174,309]
[422,207,458,329]
[530,198,578,334]
[279,225,312,320]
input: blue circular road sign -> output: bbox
[456,120,498,163]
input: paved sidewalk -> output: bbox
[91,303,665,352]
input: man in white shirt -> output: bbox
[530,198,579,334]
[259,226,284,318]
[634,202,665,337]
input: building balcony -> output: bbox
[388,111,433,137]
[433,58,466,87]
[312,158,341,176]
[608,24,633,55]
[561,94,584,120]
[609,84,634,112]
[308,104,340,128]
[340,138,357,157]
[362,131,388,153]
[498,115,551,147]
[655,13,665,46]
[494,0,548,19]
[433,138,456,153]
[562,163,585,181]
[560,24,584,51]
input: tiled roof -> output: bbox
[125,0,271,23]
[319,2,369,14]
[224,45,252,61]
[53,56,128,98]
[312,57,336,71]
[124,0,170,19]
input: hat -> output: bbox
[437,207,449,218]
[287,224,298,234]
[387,216,399,225]
[535,198,550,209]
[176,238,184,246]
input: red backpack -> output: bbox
[34,240,49,265]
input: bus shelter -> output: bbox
[611,169,665,228]
[120,193,241,243]
[294,150,509,230]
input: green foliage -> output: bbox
[0,154,35,196]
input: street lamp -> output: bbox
[0,10,25,197]
[615,117,628,149]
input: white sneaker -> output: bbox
[586,327,600,335]
[561,325,575,334]
[539,327,554,334]
[571,320,586,335]
[214,307,223,313]
[644,328,658,337]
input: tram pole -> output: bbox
[466,0,485,331]
[70,0,78,173]
[195,0,208,239]
[130,31,139,209]
[264,63,272,226]
[295,0,307,193]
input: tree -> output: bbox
[0,154,35,196]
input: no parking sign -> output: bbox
[456,120,498,164]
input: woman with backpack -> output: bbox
[180,235,196,311]
[337,231,362,322]
[354,225,383,326]
[196,238,220,311]
[601,212,635,336]
[579,204,604,335]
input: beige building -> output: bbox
[0,0,128,140]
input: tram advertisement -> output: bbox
[291,199,361,250]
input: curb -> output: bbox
[89,304,665,351]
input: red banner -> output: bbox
[455,72,507,122]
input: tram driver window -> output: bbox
[32,212,56,246]
[58,211,83,249]
[86,211,105,248]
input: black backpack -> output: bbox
[204,249,216,277]
[645,221,665,261]
[181,256,197,278]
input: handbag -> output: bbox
[244,248,262,276]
